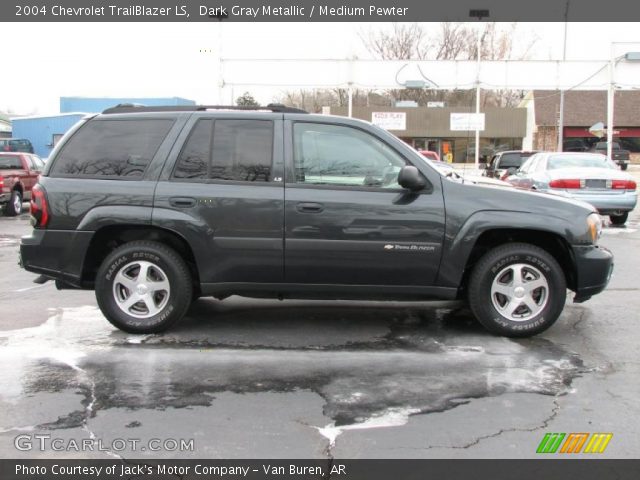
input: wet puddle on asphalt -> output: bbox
[0,299,586,445]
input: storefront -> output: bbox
[329,106,527,163]
[523,90,640,156]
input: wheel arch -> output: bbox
[438,210,578,295]
[80,225,201,295]
[459,228,576,295]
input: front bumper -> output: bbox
[572,244,614,303]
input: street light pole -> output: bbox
[607,43,614,161]
[469,9,489,168]
[557,1,570,152]
[475,26,481,168]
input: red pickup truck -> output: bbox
[0,152,45,216]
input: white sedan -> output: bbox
[505,152,637,225]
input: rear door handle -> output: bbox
[169,197,196,208]
[296,202,324,213]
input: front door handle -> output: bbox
[296,202,324,213]
[169,197,196,208]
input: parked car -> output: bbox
[418,150,441,161]
[0,152,45,216]
[484,150,539,179]
[20,104,613,337]
[591,141,630,170]
[0,138,34,154]
[505,152,637,225]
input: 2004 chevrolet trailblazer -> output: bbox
[19,104,613,337]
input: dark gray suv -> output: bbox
[19,104,613,337]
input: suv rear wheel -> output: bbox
[468,243,566,337]
[95,241,193,333]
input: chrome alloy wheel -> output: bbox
[112,261,170,319]
[490,263,549,321]
[13,194,22,214]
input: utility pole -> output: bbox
[557,1,570,152]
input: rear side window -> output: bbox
[51,119,173,178]
[497,153,526,169]
[0,155,23,169]
[173,119,273,182]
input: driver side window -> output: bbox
[292,123,406,188]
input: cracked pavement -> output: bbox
[1,185,639,459]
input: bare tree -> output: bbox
[276,23,534,110]
[361,22,536,107]
[273,88,384,113]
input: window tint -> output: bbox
[0,155,23,169]
[174,119,212,179]
[211,120,273,182]
[51,119,173,178]
[293,123,406,188]
[498,153,528,169]
[172,119,274,182]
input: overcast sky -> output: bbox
[2,22,640,115]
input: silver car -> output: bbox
[506,152,637,225]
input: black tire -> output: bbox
[609,212,628,225]
[4,190,22,216]
[468,243,566,337]
[620,163,628,171]
[95,241,193,333]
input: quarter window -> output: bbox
[51,119,173,178]
[292,123,406,188]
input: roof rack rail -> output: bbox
[102,103,308,114]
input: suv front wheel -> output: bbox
[468,243,566,337]
[95,241,193,333]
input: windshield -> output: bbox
[547,155,615,170]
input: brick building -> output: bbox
[521,90,640,162]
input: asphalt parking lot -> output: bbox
[1,174,639,460]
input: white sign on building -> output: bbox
[450,113,485,131]
[372,112,406,130]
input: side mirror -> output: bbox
[398,165,427,191]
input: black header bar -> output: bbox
[2,459,640,480]
[6,0,640,22]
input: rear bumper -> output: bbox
[572,244,614,302]
[20,229,93,287]
[561,191,637,214]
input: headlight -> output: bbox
[587,213,602,243]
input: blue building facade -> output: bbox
[60,97,195,113]
[11,97,196,159]
[12,113,87,159]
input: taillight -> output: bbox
[549,179,583,189]
[611,179,636,190]
[30,184,49,228]
[0,175,4,191]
